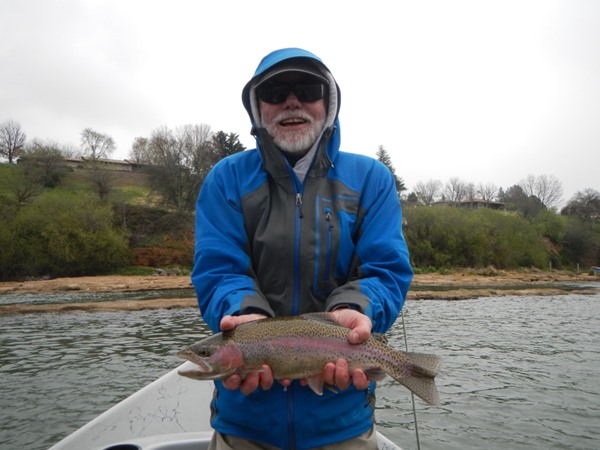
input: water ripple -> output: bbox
[1,293,600,449]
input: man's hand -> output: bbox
[322,309,372,390]
[219,313,275,395]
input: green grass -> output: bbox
[0,163,154,205]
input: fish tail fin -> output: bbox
[387,350,442,406]
[406,351,441,378]
[398,372,441,406]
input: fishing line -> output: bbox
[401,309,421,450]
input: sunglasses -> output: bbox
[257,83,327,104]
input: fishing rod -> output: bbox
[401,308,421,450]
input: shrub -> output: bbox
[403,206,550,270]
[0,192,130,279]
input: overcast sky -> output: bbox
[1,0,599,206]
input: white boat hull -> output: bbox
[49,361,401,450]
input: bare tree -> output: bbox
[0,120,27,163]
[414,179,443,205]
[89,167,114,200]
[464,182,477,201]
[144,124,214,211]
[9,164,45,205]
[129,137,150,164]
[80,128,115,161]
[561,188,600,223]
[444,177,468,203]
[477,182,498,203]
[519,174,563,209]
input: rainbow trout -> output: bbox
[178,313,441,405]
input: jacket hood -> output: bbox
[241,48,342,179]
[242,48,341,133]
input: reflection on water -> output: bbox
[1,292,599,450]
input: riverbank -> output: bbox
[0,270,598,315]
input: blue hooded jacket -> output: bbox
[191,48,413,449]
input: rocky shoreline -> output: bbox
[0,271,598,315]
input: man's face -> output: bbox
[258,73,327,155]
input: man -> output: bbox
[192,48,413,450]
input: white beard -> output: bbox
[263,111,326,155]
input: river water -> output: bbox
[1,289,599,450]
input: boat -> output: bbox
[48,361,402,450]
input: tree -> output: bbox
[89,166,114,200]
[211,131,245,161]
[21,139,68,187]
[0,120,26,163]
[464,182,477,201]
[561,219,599,267]
[498,184,545,218]
[8,165,45,205]
[519,174,563,210]
[477,182,498,203]
[444,177,468,203]
[376,145,406,194]
[80,128,115,160]
[143,124,211,211]
[130,137,149,164]
[138,125,245,211]
[413,179,443,205]
[561,189,600,223]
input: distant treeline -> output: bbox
[403,205,598,271]
[1,191,598,280]
[0,142,598,279]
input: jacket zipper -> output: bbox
[324,207,334,283]
[286,128,333,449]
[289,183,303,450]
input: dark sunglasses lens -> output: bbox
[294,84,326,102]
[257,83,326,104]
[257,85,290,104]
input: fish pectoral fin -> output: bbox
[306,375,325,395]
[364,368,387,381]
[325,384,339,394]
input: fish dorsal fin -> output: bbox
[372,333,388,344]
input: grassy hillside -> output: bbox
[0,163,194,278]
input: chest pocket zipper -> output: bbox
[324,207,334,283]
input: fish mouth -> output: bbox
[177,351,219,380]
[178,367,222,380]
[177,350,213,372]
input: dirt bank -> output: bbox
[0,271,598,315]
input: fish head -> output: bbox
[177,333,244,380]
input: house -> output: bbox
[62,157,146,172]
[434,199,505,210]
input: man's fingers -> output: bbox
[322,362,336,386]
[334,358,351,391]
[329,309,372,344]
[352,368,370,390]
[222,374,241,390]
[240,372,260,395]
[220,313,268,331]
[259,365,274,391]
